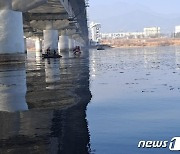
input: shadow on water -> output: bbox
[0,50,92,154]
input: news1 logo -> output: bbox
[138,137,180,151]
[169,137,180,151]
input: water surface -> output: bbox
[0,51,91,154]
[87,46,180,154]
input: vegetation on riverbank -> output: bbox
[101,38,180,48]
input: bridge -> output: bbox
[0,0,89,61]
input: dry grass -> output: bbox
[101,38,180,48]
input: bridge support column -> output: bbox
[59,35,69,57]
[69,38,75,50]
[75,40,81,47]
[35,37,42,52]
[59,30,69,52]
[43,30,58,53]
[0,0,25,62]
[24,38,27,53]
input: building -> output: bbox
[175,26,180,34]
[89,22,101,45]
[101,32,144,39]
[175,26,180,38]
[143,27,160,38]
[95,26,161,40]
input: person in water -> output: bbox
[53,49,56,55]
[73,46,81,55]
[46,47,51,55]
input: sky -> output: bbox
[88,0,180,33]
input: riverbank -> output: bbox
[101,38,180,48]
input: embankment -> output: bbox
[101,38,180,48]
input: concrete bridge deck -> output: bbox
[0,0,89,62]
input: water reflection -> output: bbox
[35,51,42,67]
[0,107,90,153]
[175,46,180,70]
[45,59,60,89]
[0,50,91,153]
[0,64,27,112]
[87,46,180,154]
[60,50,70,58]
[143,47,159,69]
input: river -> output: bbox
[0,46,180,154]
[87,46,180,154]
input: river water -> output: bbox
[0,51,91,154]
[87,46,180,154]
[0,46,180,154]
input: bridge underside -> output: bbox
[23,0,89,44]
[0,0,89,61]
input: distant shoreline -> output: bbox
[111,44,180,49]
[101,38,180,48]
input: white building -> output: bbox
[89,22,101,45]
[175,25,180,37]
[94,26,161,40]
[101,32,144,39]
[175,26,180,34]
[175,25,180,36]
[143,27,160,37]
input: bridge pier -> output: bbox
[24,38,27,53]
[0,0,25,62]
[59,30,69,52]
[69,37,75,51]
[75,40,81,47]
[59,35,69,57]
[35,37,42,52]
[59,35,69,51]
[74,40,77,47]
[43,30,58,53]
